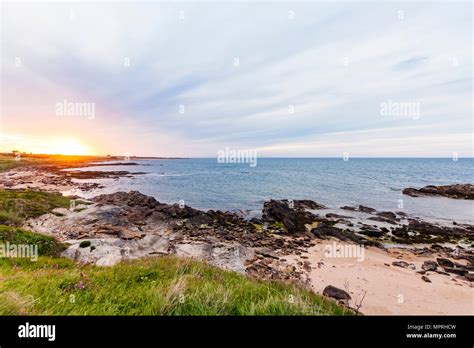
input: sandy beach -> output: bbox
[286,242,473,315]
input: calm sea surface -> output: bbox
[70,158,474,224]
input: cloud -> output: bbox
[1,1,472,157]
[393,56,429,71]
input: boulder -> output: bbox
[322,285,351,301]
[422,260,438,272]
[358,227,384,237]
[436,258,455,268]
[358,205,376,214]
[262,200,317,233]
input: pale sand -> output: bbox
[286,241,473,315]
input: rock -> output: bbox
[392,261,415,270]
[358,227,384,237]
[249,217,263,224]
[96,254,122,266]
[292,199,327,210]
[94,191,159,208]
[402,184,474,200]
[312,223,347,240]
[436,258,455,268]
[464,273,474,282]
[391,220,470,245]
[358,205,376,214]
[376,211,397,220]
[262,200,318,233]
[340,206,357,211]
[421,275,431,283]
[443,267,468,276]
[326,213,350,219]
[436,270,450,276]
[367,216,395,224]
[322,285,351,301]
[422,260,438,271]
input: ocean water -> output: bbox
[70,158,474,224]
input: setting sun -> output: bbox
[35,137,92,156]
[0,133,95,156]
[43,137,91,155]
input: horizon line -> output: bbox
[3,153,473,160]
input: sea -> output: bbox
[68,158,474,224]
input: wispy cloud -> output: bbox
[1,1,472,157]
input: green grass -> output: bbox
[0,189,71,225]
[0,225,67,257]
[0,256,351,315]
[0,153,115,173]
[0,155,44,172]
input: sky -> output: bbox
[0,1,472,157]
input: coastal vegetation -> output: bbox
[0,187,350,315]
[0,256,349,315]
[0,189,72,225]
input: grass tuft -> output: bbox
[0,225,67,257]
[0,189,71,225]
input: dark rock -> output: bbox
[326,213,350,219]
[340,206,357,211]
[443,267,468,276]
[249,217,263,224]
[464,273,474,282]
[391,220,470,244]
[422,260,438,271]
[392,261,415,270]
[403,184,474,200]
[376,211,397,220]
[421,275,431,283]
[358,205,376,214]
[94,191,159,208]
[358,227,384,237]
[311,223,340,238]
[436,270,451,276]
[292,199,327,210]
[367,216,397,225]
[436,258,455,268]
[262,200,318,233]
[322,285,351,301]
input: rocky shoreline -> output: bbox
[1,162,473,314]
[403,183,474,200]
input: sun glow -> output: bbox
[35,137,92,156]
